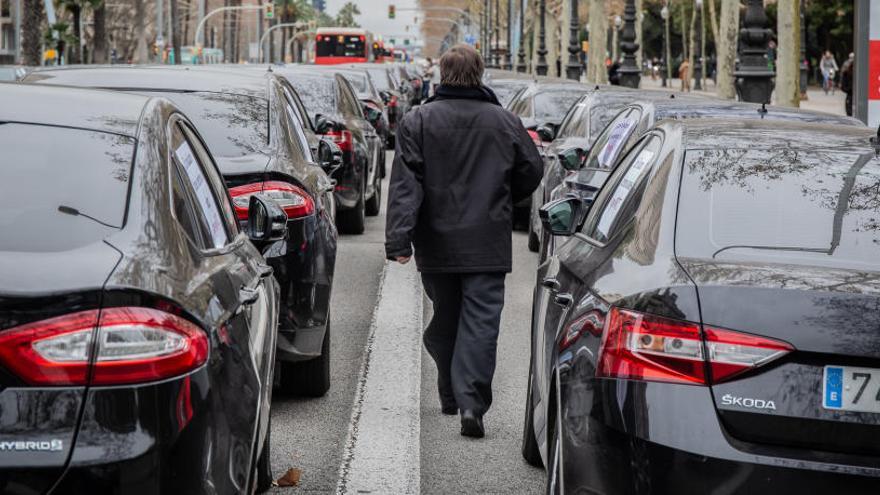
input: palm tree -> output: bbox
[57,0,102,63]
[335,2,361,28]
[22,0,44,65]
[44,21,77,64]
[92,1,108,63]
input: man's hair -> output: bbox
[439,44,484,88]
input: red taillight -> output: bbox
[316,35,323,41]
[527,129,544,149]
[388,95,398,107]
[228,180,315,221]
[0,307,209,386]
[595,308,793,385]
[324,129,353,153]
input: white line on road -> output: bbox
[336,260,424,494]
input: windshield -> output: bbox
[534,91,583,120]
[678,148,880,271]
[140,91,268,158]
[0,123,134,252]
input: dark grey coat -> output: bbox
[385,89,543,273]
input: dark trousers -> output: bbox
[421,272,506,415]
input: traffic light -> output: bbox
[264,2,274,19]
[388,4,395,19]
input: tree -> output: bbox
[586,0,607,83]
[335,2,361,28]
[44,21,77,64]
[131,0,149,64]
[776,0,800,106]
[93,1,108,63]
[22,0,44,65]
[716,0,739,99]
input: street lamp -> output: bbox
[565,0,581,80]
[516,0,527,72]
[493,0,500,68]
[735,0,774,103]
[661,3,670,87]
[612,15,622,63]
[617,0,641,88]
[694,0,703,91]
[536,0,548,75]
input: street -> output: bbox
[269,154,544,493]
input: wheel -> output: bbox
[365,173,381,216]
[528,220,540,253]
[545,405,562,495]
[521,361,543,467]
[280,316,331,397]
[336,182,365,235]
[253,418,273,493]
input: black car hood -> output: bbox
[214,153,272,177]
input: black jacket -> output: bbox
[385,85,543,273]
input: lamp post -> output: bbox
[565,0,581,80]
[612,15,621,62]
[694,0,703,91]
[516,0,527,72]
[661,3,670,87]
[617,0,641,88]
[735,0,774,103]
[536,0,548,75]
[493,0,500,68]
[799,0,808,98]
[505,0,513,69]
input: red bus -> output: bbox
[315,27,372,65]
[371,40,394,63]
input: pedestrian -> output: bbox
[385,44,543,439]
[679,59,691,92]
[841,52,855,117]
[821,50,839,95]
[424,58,441,97]
[421,58,433,100]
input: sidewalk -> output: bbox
[640,76,849,117]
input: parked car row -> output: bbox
[483,76,880,493]
[1,61,417,493]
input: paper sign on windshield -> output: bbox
[175,142,228,249]
[596,150,654,239]
[597,118,637,169]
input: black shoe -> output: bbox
[441,401,458,415]
[460,409,485,438]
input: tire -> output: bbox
[528,220,540,253]
[253,418,273,493]
[521,363,543,467]
[337,182,365,235]
[365,174,381,216]
[280,317,331,397]
[545,404,562,495]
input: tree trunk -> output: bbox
[775,0,800,107]
[680,1,688,62]
[93,2,109,63]
[22,0,44,66]
[586,0,607,84]
[222,0,230,62]
[688,0,696,83]
[70,6,83,64]
[132,0,149,63]
[716,0,739,98]
[706,0,719,45]
[170,0,180,64]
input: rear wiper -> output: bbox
[57,205,117,229]
[712,244,829,259]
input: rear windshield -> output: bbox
[141,91,268,158]
[534,91,583,120]
[677,148,880,270]
[288,76,338,118]
[0,123,134,252]
[366,69,391,91]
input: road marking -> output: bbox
[336,261,423,494]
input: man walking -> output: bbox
[385,44,543,438]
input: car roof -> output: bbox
[1,82,148,137]
[25,65,268,98]
[674,118,876,151]
[642,98,864,127]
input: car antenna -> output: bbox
[758,103,768,119]
[57,205,116,229]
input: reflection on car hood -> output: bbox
[214,153,271,177]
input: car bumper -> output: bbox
[332,151,362,210]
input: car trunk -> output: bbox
[0,242,120,493]
[681,258,880,457]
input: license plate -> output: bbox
[823,366,880,413]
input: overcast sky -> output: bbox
[323,0,421,45]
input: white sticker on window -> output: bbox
[596,150,654,239]
[175,142,227,249]
[597,118,637,168]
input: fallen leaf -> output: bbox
[276,468,302,487]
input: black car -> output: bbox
[26,65,340,397]
[325,66,393,155]
[0,83,284,493]
[525,118,880,493]
[534,96,866,259]
[349,63,412,146]
[274,66,384,233]
[482,68,535,107]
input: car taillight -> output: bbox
[0,307,209,386]
[388,95,398,107]
[527,130,544,149]
[324,129,353,152]
[228,180,315,221]
[596,308,792,385]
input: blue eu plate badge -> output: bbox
[824,366,843,409]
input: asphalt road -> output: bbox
[269,153,545,493]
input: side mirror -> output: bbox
[536,124,556,143]
[314,114,333,134]
[318,138,343,174]
[247,194,288,243]
[557,147,586,171]
[362,103,382,123]
[539,197,585,237]
[379,90,392,104]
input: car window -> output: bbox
[288,75,338,119]
[534,91,583,120]
[583,108,642,170]
[178,122,239,236]
[170,122,230,249]
[338,77,365,119]
[556,99,590,139]
[279,87,314,162]
[678,148,880,270]
[583,136,662,243]
[0,123,134,253]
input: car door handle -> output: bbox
[542,277,561,291]
[239,287,260,306]
[554,293,573,307]
[257,264,273,279]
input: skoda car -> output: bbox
[0,83,283,493]
[525,119,880,493]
